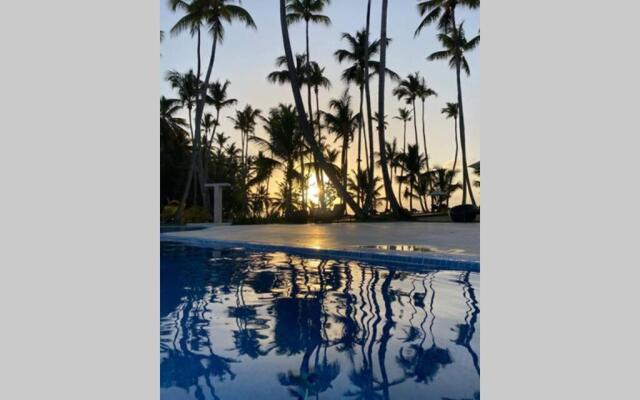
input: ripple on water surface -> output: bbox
[160,241,480,400]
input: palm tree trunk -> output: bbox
[399,120,407,208]
[412,101,419,150]
[421,99,431,212]
[363,0,375,213]
[342,134,348,204]
[450,116,459,186]
[455,55,476,206]
[315,87,326,209]
[376,0,400,214]
[176,32,219,221]
[279,0,364,218]
[356,85,364,208]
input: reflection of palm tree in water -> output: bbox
[397,272,453,384]
[453,271,480,375]
[161,260,237,400]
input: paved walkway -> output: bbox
[161,222,479,268]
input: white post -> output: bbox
[205,183,231,223]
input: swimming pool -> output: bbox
[161,241,479,400]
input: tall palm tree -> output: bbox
[393,72,423,155]
[376,0,401,214]
[166,69,199,137]
[228,105,261,169]
[394,107,412,208]
[428,23,479,205]
[376,139,400,212]
[416,77,438,179]
[398,145,425,213]
[171,0,257,221]
[168,0,208,79]
[335,29,398,209]
[441,102,459,184]
[286,0,332,210]
[279,0,363,218]
[306,61,332,209]
[323,90,359,205]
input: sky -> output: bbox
[160,0,480,206]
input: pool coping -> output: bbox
[160,232,480,272]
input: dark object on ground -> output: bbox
[449,204,479,222]
[285,210,309,224]
[310,204,347,223]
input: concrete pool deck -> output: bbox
[160,222,479,271]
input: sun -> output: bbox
[307,174,320,206]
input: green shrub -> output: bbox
[161,203,179,223]
[181,206,210,224]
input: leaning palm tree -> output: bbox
[171,0,257,221]
[428,23,479,205]
[441,102,459,183]
[279,0,363,218]
[323,90,359,205]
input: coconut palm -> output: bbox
[279,0,364,218]
[441,102,459,183]
[307,61,332,209]
[393,72,424,154]
[168,0,208,78]
[416,78,438,178]
[394,107,412,207]
[252,104,304,217]
[428,22,479,205]
[166,69,199,137]
[375,0,401,214]
[428,167,460,210]
[415,0,480,35]
[323,90,360,205]
[398,145,426,213]
[160,96,189,142]
[170,0,257,221]
[376,139,401,212]
[335,28,399,212]
[228,105,262,169]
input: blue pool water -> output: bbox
[161,241,480,400]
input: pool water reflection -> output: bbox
[161,242,480,400]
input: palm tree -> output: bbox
[228,105,261,169]
[267,53,311,210]
[428,22,479,205]
[415,0,480,35]
[160,96,189,143]
[416,77,438,179]
[376,0,401,214]
[335,29,399,212]
[394,107,412,208]
[285,0,331,132]
[376,139,401,212]
[170,0,257,221]
[168,0,208,79]
[429,167,460,210]
[278,0,363,218]
[398,145,426,213]
[393,72,423,155]
[306,61,332,209]
[166,69,199,137]
[323,90,359,205]
[441,102,459,183]
[252,104,303,217]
